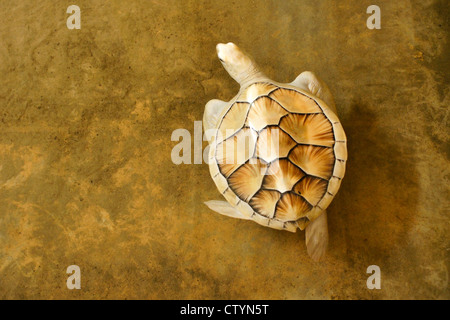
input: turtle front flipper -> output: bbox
[203,99,227,143]
[290,71,337,114]
[305,210,329,262]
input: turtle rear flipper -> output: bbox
[305,210,329,262]
[204,200,250,220]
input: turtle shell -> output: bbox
[208,82,347,232]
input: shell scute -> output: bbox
[262,159,305,193]
[245,97,288,131]
[289,145,335,180]
[216,128,258,177]
[293,176,328,206]
[279,113,335,147]
[274,193,312,221]
[269,88,321,113]
[217,102,250,143]
[228,159,267,202]
[240,83,278,102]
[256,127,297,163]
[249,190,281,218]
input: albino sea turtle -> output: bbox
[203,43,347,261]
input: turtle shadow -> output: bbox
[328,101,419,271]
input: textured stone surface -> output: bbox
[0,0,448,299]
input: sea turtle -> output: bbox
[203,43,347,261]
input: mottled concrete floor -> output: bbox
[0,0,448,299]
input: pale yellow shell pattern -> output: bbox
[208,82,347,232]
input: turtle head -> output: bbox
[216,43,266,87]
